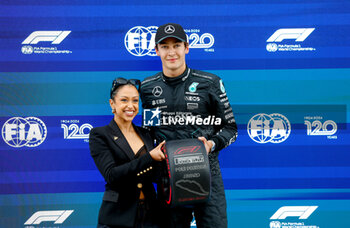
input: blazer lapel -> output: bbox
[107,120,135,161]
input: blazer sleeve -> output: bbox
[89,127,154,185]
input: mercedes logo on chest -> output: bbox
[152,86,163,97]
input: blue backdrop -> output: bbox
[1,1,350,227]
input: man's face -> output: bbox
[155,37,189,76]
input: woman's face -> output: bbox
[109,85,139,123]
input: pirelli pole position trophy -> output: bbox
[140,23,237,227]
[162,139,211,206]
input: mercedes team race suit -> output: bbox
[140,67,238,228]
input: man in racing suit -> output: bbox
[140,23,237,228]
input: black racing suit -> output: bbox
[140,67,237,228]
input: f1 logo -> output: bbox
[270,206,318,220]
[24,210,74,225]
[267,28,315,42]
[22,31,71,44]
[174,146,201,155]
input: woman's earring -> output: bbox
[112,109,116,114]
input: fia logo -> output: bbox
[247,113,291,144]
[2,117,47,148]
[143,108,161,126]
[21,45,34,54]
[124,26,157,57]
[269,221,281,228]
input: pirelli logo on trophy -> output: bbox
[174,155,205,166]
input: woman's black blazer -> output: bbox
[89,119,158,227]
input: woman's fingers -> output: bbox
[150,141,166,161]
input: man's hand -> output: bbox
[149,141,166,161]
[197,137,213,154]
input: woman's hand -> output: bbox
[149,141,166,161]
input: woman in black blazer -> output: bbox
[89,78,165,228]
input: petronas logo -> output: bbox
[219,80,225,93]
[189,82,199,93]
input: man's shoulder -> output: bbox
[141,72,162,87]
[191,69,220,83]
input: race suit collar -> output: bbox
[162,66,190,84]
